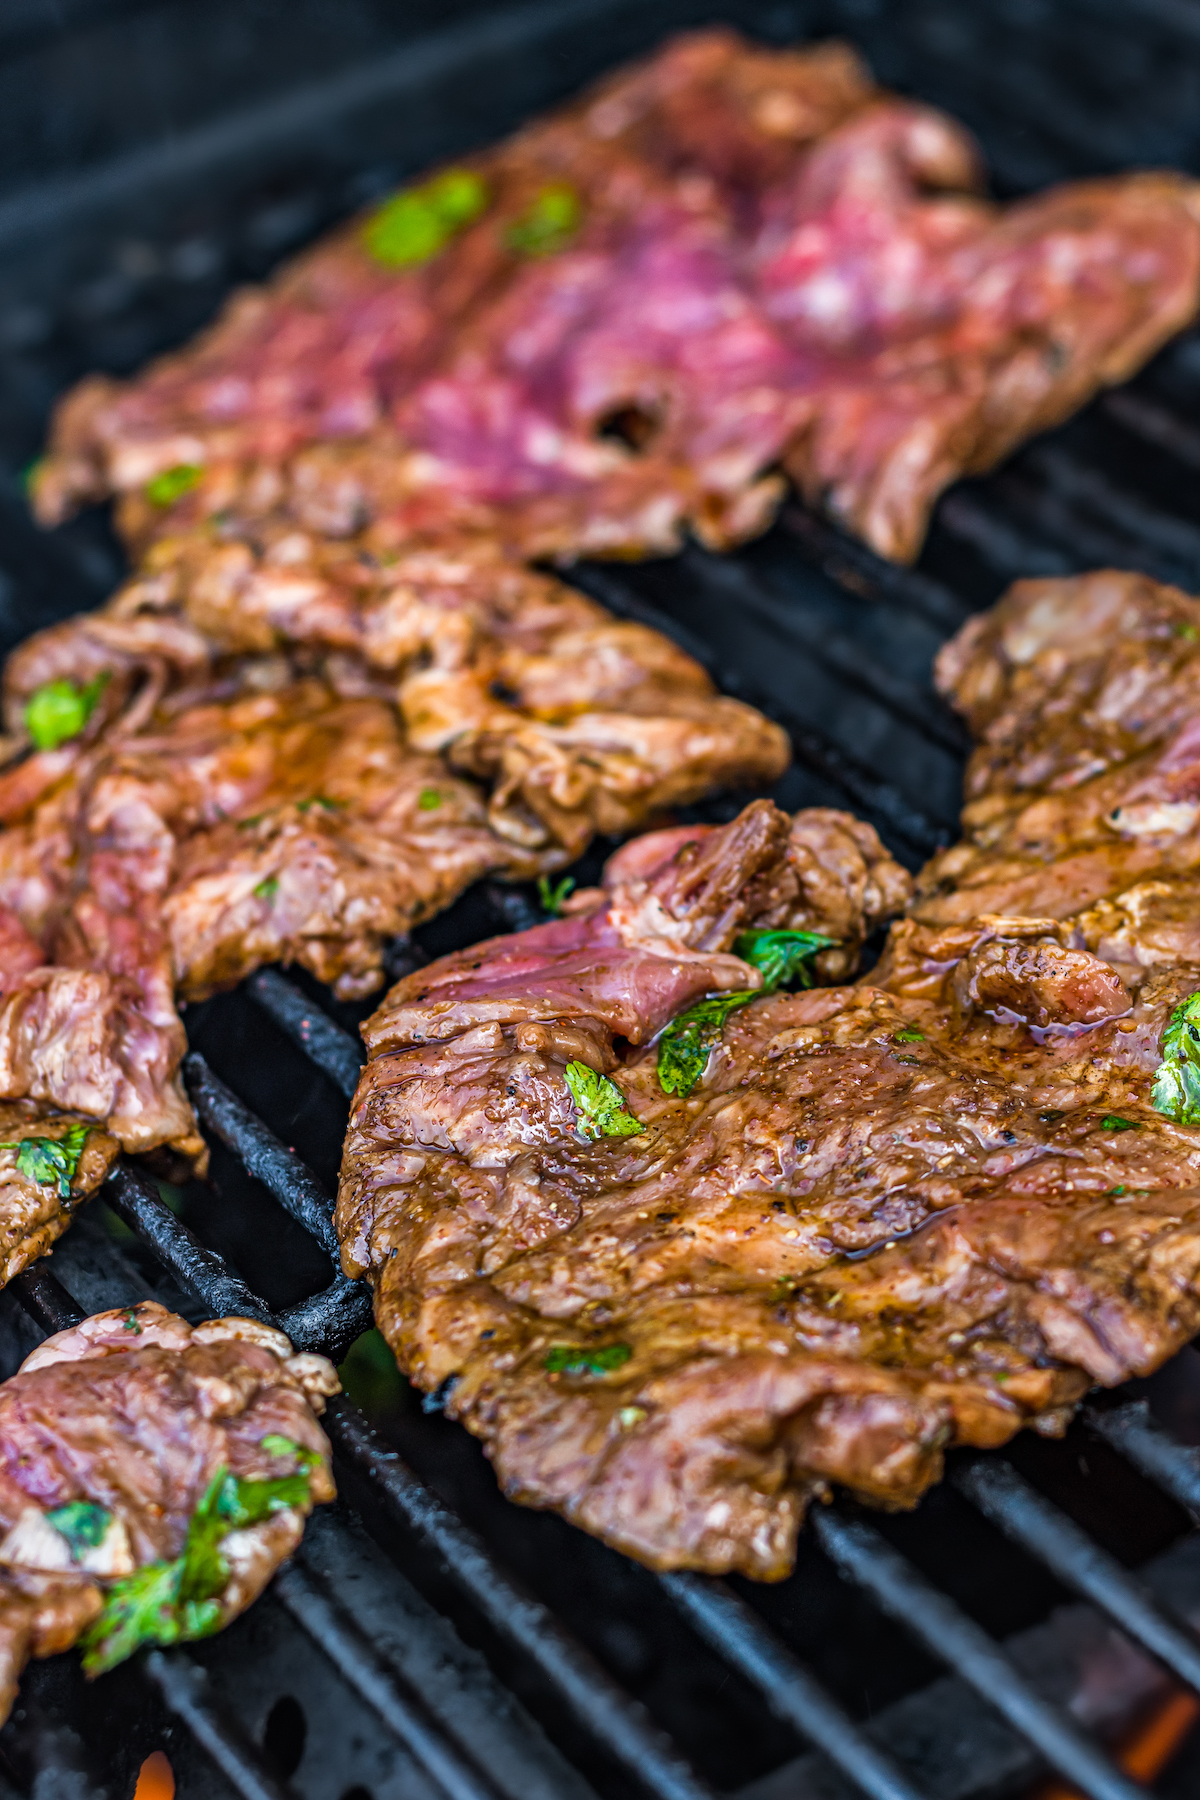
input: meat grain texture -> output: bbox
[32,32,1200,565]
[338,574,1200,1577]
[0,1302,337,1723]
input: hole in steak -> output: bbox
[595,403,662,451]
[610,1034,631,1063]
[263,1695,307,1778]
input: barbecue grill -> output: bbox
[6,2,1200,1796]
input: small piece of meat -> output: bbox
[0,1302,337,1724]
[907,571,1200,947]
[0,1103,119,1284]
[31,33,1200,567]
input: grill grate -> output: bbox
[5,1,1200,1796]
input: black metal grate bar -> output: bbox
[659,1572,930,1800]
[143,1652,300,1800]
[808,1508,1146,1800]
[571,563,949,856]
[953,1456,1200,1694]
[1087,1398,1200,1518]
[778,506,971,637]
[247,970,364,1100]
[184,1052,341,1259]
[273,1560,505,1800]
[321,1398,718,1800]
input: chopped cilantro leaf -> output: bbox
[537,874,575,916]
[417,788,442,811]
[894,1028,925,1044]
[1101,1114,1140,1132]
[296,795,342,814]
[80,1450,319,1675]
[145,464,202,508]
[363,168,489,267]
[732,928,834,990]
[46,1501,112,1561]
[254,876,279,901]
[505,184,581,256]
[563,1062,644,1140]
[657,990,758,1097]
[0,1123,91,1197]
[25,672,109,751]
[1177,622,1200,641]
[544,1342,632,1376]
[1153,990,1200,1125]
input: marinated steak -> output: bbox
[338,569,1200,1574]
[0,1302,337,1721]
[7,531,788,863]
[32,32,1200,565]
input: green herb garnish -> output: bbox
[46,1501,112,1562]
[544,1342,632,1376]
[296,795,342,814]
[505,183,581,256]
[25,672,109,751]
[417,788,442,811]
[80,1440,319,1675]
[1152,990,1200,1125]
[253,875,279,901]
[733,929,833,990]
[363,168,489,267]
[0,1123,91,1197]
[145,464,202,508]
[894,1028,925,1044]
[537,874,575,916]
[1177,622,1199,641]
[657,930,836,1099]
[563,1062,644,1140]
[1101,1114,1140,1132]
[657,991,758,1098]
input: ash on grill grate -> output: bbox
[4,1,1200,1797]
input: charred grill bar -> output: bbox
[6,1,1200,1796]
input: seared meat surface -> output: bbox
[0,1106,118,1285]
[7,532,788,865]
[338,575,1200,1575]
[0,520,785,1183]
[882,569,1200,999]
[0,1302,336,1721]
[32,31,1200,565]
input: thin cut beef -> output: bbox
[881,569,1200,1000]
[32,31,1200,564]
[0,1106,118,1285]
[337,708,1200,1574]
[7,531,788,862]
[0,1302,337,1721]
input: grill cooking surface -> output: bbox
[4,2,1200,1797]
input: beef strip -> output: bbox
[31,31,1200,565]
[6,530,788,863]
[879,569,1200,1003]
[336,641,1200,1576]
[0,1105,118,1285]
[0,1301,337,1722]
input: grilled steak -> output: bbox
[32,31,1200,565]
[0,1301,336,1722]
[6,532,788,864]
[337,571,1200,1575]
[0,1107,118,1286]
